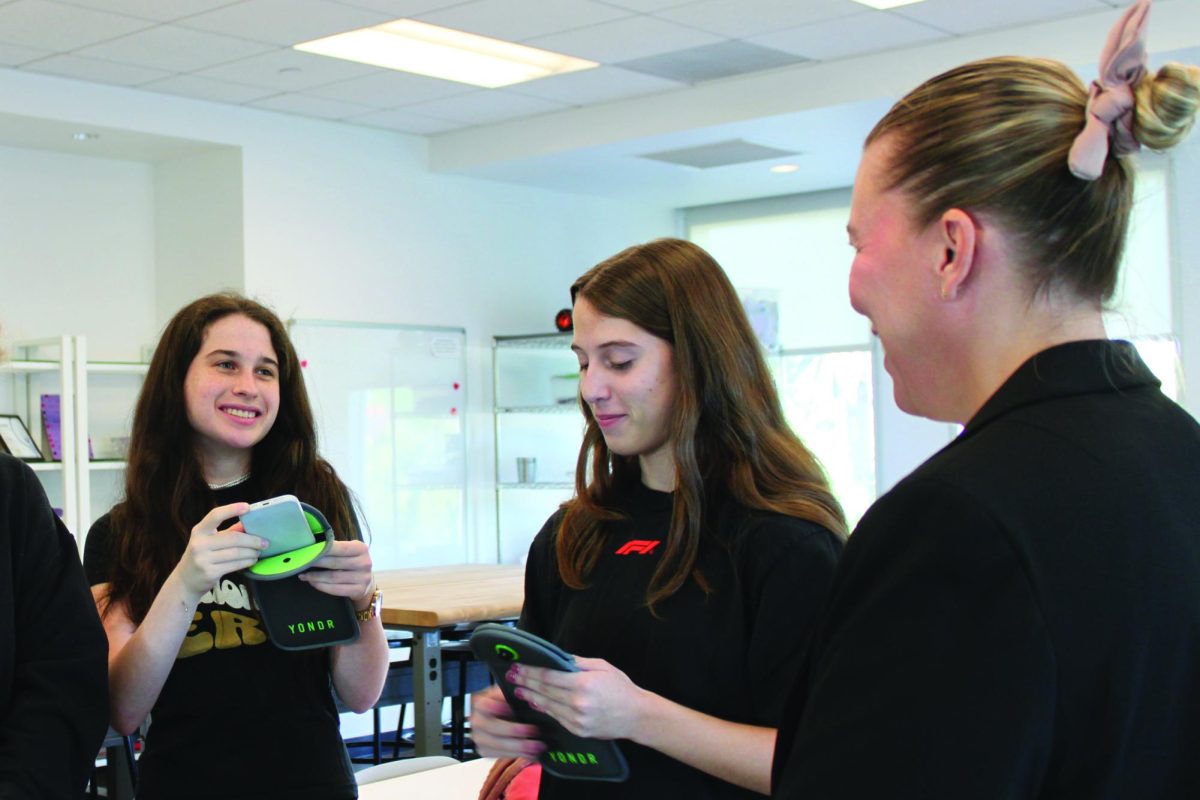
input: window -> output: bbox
[688,191,876,525]
[770,348,875,526]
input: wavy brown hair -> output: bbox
[867,56,1199,303]
[557,238,847,610]
[102,293,356,624]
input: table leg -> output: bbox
[411,629,445,756]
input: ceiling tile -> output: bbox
[347,106,468,133]
[416,0,629,42]
[526,14,724,63]
[76,25,276,72]
[749,11,948,61]
[50,0,243,23]
[654,0,864,39]
[329,0,468,14]
[398,89,570,124]
[0,41,52,65]
[0,0,152,51]
[304,68,473,107]
[891,0,1110,36]
[138,73,279,103]
[20,53,171,85]
[181,0,393,46]
[250,91,376,119]
[508,65,682,105]
[593,0,702,11]
[618,39,806,83]
[194,48,381,91]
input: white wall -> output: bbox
[0,67,674,560]
[155,147,245,329]
[0,145,157,361]
[1170,128,1200,420]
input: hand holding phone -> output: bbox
[239,494,317,557]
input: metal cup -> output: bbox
[516,457,537,484]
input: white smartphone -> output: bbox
[239,494,315,557]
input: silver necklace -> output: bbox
[207,473,251,490]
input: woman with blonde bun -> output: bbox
[772,1,1200,797]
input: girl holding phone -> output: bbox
[471,239,846,799]
[85,293,388,800]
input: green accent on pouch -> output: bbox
[249,539,328,577]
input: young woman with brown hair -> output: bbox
[772,2,1200,796]
[85,293,388,800]
[472,238,846,799]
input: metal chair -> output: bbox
[89,727,138,800]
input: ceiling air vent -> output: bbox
[638,139,799,169]
[619,41,807,85]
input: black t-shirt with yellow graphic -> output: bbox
[85,482,356,800]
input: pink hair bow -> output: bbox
[1067,0,1151,180]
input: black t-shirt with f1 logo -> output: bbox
[520,479,842,800]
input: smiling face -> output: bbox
[572,296,678,489]
[183,313,280,474]
[848,138,955,419]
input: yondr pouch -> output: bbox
[243,502,359,651]
[470,623,629,782]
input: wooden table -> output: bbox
[375,565,524,756]
[357,757,495,799]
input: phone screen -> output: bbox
[240,495,315,557]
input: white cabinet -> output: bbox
[73,337,148,537]
[0,337,79,533]
[492,333,583,564]
[0,336,146,549]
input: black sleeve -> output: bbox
[517,512,563,638]
[772,480,1055,798]
[738,519,841,727]
[0,456,109,800]
[82,513,114,586]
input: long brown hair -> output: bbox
[867,56,1199,303]
[103,293,356,624]
[557,238,846,610]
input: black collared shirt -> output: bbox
[773,339,1200,798]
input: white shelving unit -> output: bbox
[0,336,146,550]
[492,332,584,563]
[0,337,77,533]
[73,336,148,537]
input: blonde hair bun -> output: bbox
[1135,62,1200,150]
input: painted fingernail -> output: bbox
[513,688,527,701]
[506,666,519,682]
[259,539,269,549]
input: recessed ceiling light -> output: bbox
[851,0,926,8]
[72,132,99,142]
[770,164,800,174]
[295,19,597,88]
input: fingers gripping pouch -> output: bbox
[244,503,359,651]
[469,624,629,782]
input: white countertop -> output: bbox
[357,757,495,800]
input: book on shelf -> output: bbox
[40,394,92,461]
[41,394,61,460]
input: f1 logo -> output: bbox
[615,539,660,555]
